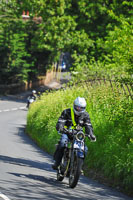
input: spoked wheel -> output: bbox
[69,156,83,188]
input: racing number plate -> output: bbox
[73,141,84,151]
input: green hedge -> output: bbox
[26,83,133,196]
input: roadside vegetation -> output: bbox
[26,83,133,196]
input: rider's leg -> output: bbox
[52,134,68,170]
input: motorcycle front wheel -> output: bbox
[69,156,83,188]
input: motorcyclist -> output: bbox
[52,96,96,170]
[27,90,37,108]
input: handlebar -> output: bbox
[63,128,96,141]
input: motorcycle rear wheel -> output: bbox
[57,156,66,182]
[69,157,83,188]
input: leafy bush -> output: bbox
[26,82,133,195]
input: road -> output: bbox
[0,95,132,200]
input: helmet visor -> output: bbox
[74,105,85,112]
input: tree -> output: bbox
[0,0,132,83]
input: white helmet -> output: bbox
[32,90,36,94]
[73,97,86,116]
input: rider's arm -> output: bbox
[56,109,67,133]
[84,113,96,141]
[27,95,32,100]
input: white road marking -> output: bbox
[0,193,11,200]
[11,108,18,111]
[19,106,26,109]
[0,106,26,113]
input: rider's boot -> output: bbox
[52,146,64,170]
[52,161,60,170]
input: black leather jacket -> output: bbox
[56,108,94,137]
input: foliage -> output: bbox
[0,19,32,83]
[96,16,133,77]
[72,15,133,82]
[104,17,133,77]
[26,83,133,195]
[0,0,132,83]
[0,1,51,84]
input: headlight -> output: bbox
[76,131,85,141]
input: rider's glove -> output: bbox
[89,134,96,142]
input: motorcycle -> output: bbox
[56,127,89,188]
[27,96,36,108]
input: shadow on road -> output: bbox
[16,125,53,160]
[1,153,132,200]
[0,95,27,103]
[8,172,68,189]
[0,154,51,172]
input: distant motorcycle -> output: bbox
[56,127,90,188]
[26,96,36,108]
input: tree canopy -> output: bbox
[0,0,132,84]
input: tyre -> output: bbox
[69,156,83,188]
[56,148,69,182]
